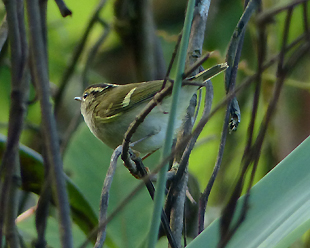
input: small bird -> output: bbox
[75,63,227,154]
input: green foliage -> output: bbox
[0,134,97,243]
[187,136,310,248]
[1,0,310,247]
[63,124,159,248]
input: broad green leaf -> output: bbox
[63,124,160,248]
[187,135,310,248]
[0,134,98,242]
[17,215,93,248]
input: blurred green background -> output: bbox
[1,0,310,247]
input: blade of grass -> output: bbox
[147,0,196,247]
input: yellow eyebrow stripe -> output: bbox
[87,85,113,93]
[122,87,137,107]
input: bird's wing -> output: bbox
[94,80,166,122]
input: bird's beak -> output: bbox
[74,96,82,102]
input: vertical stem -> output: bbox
[0,0,28,247]
[170,0,211,242]
[147,1,196,247]
[169,172,188,247]
[25,0,73,247]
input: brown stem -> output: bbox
[0,0,29,247]
[26,0,73,247]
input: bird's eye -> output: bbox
[83,93,88,99]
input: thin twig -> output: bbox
[78,149,179,248]
[114,0,165,81]
[198,0,257,235]
[0,16,8,53]
[218,19,307,248]
[94,146,120,248]
[166,94,197,246]
[33,3,52,246]
[34,172,52,248]
[121,37,214,166]
[217,6,309,248]
[256,0,309,25]
[78,66,259,248]
[302,1,309,37]
[54,0,108,115]
[216,0,253,243]
[243,2,266,165]
[167,81,213,237]
[78,175,147,248]
[79,146,182,248]
[164,1,212,243]
[148,0,197,245]
[92,143,178,248]
[54,0,72,17]
[121,33,182,166]
[161,33,182,90]
[194,88,202,124]
[0,0,28,247]
[79,47,289,247]
[121,85,172,169]
[90,29,310,243]
[183,52,211,79]
[121,64,222,168]
[132,156,178,248]
[26,0,73,247]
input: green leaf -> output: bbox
[187,135,310,248]
[0,134,98,242]
[63,124,160,248]
[17,215,93,248]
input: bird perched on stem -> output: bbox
[75,63,227,154]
